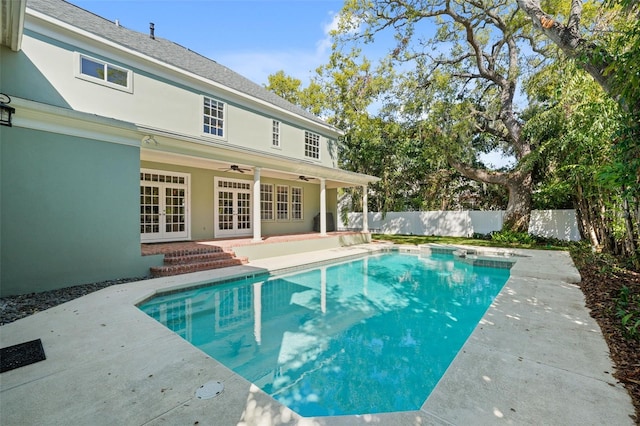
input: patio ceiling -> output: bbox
[139,127,379,189]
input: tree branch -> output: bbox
[447,157,509,185]
[515,0,614,94]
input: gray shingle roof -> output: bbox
[26,0,331,129]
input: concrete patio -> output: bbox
[0,245,635,425]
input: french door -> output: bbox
[140,170,190,242]
[215,178,252,237]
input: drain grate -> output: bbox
[1,339,46,373]
[196,380,224,399]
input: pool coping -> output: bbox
[0,244,635,425]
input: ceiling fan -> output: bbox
[298,175,316,181]
[220,164,251,173]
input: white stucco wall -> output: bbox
[10,26,338,168]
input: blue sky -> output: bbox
[70,0,347,87]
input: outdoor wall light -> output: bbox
[142,135,158,145]
[0,93,15,127]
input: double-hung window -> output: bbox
[304,131,320,160]
[276,185,289,220]
[76,53,132,92]
[272,120,280,147]
[203,96,225,137]
[291,187,303,220]
[260,184,274,220]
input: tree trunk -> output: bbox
[622,196,638,260]
[447,157,532,232]
[502,173,533,232]
[575,184,600,248]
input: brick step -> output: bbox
[163,246,228,256]
[150,257,249,278]
[163,251,236,265]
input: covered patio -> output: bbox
[140,134,378,246]
[141,231,371,256]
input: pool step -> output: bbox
[150,248,248,277]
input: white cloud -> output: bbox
[315,12,341,58]
[214,50,320,87]
[213,11,342,87]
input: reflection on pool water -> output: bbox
[139,252,510,417]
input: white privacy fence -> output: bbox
[339,209,581,241]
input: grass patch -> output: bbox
[371,233,573,250]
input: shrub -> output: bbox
[490,230,537,245]
[472,232,492,240]
[616,286,640,341]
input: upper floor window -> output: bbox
[304,131,320,160]
[203,97,225,137]
[272,120,280,147]
[76,53,132,92]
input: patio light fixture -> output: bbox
[0,93,15,127]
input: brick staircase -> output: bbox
[150,247,248,277]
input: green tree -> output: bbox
[313,48,496,213]
[333,0,551,231]
[524,60,638,264]
[265,70,303,105]
[516,0,639,109]
[516,0,639,262]
[265,49,506,214]
[264,70,327,116]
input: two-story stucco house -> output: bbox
[0,0,378,296]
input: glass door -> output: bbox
[140,170,189,242]
[215,178,252,237]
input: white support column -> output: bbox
[362,184,369,233]
[252,167,262,242]
[320,178,327,236]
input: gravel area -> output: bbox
[0,277,149,326]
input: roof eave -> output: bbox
[1,0,26,51]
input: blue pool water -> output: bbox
[139,252,510,416]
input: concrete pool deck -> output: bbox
[0,245,635,425]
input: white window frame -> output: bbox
[74,52,133,93]
[272,120,280,148]
[260,183,274,221]
[304,131,321,160]
[203,96,226,139]
[276,185,289,221]
[291,186,303,221]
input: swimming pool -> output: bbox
[139,251,510,417]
